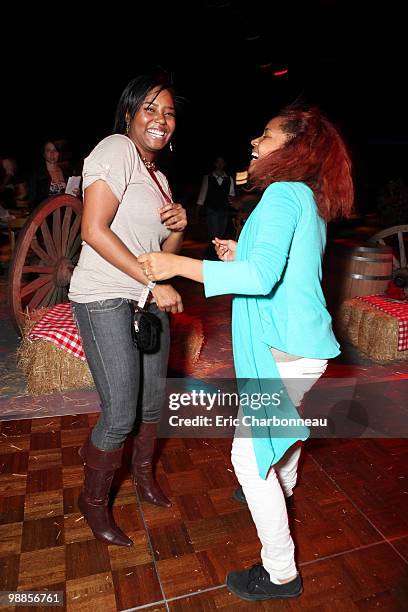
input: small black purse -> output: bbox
[131,303,162,353]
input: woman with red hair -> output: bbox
[138,106,353,601]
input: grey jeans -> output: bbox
[71,298,170,450]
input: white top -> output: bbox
[68,134,172,303]
[196,171,235,206]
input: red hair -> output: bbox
[248,106,354,221]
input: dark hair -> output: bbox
[40,137,67,158]
[41,139,63,156]
[249,105,354,222]
[113,74,175,134]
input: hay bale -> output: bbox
[337,298,408,361]
[19,339,94,395]
[169,313,204,374]
[18,308,205,395]
[18,308,94,395]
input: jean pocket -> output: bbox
[87,298,125,313]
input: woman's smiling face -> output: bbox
[128,86,176,160]
[249,117,289,170]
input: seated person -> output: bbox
[28,140,80,211]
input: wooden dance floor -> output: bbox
[1,417,408,610]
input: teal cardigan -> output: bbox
[203,181,340,479]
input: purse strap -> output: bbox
[137,167,173,309]
[145,166,173,204]
[137,155,173,308]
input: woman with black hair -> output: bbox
[28,140,79,211]
[68,74,187,547]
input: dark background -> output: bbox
[2,0,407,211]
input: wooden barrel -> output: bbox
[322,242,393,311]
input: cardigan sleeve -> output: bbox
[203,183,301,297]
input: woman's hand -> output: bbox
[151,284,183,313]
[159,203,187,232]
[212,238,238,261]
[138,252,180,281]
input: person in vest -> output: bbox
[196,156,235,258]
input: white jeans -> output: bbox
[231,357,328,583]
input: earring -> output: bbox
[126,119,130,134]
[169,141,174,152]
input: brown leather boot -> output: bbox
[78,435,133,547]
[132,421,171,508]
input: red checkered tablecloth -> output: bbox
[357,295,408,351]
[29,295,408,359]
[28,303,86,360]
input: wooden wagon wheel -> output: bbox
[8,194,83,331]
[370,224,408,292]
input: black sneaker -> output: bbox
[226,564,303,601]
[233,486,294,510]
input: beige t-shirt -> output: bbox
[68,134,172,303]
